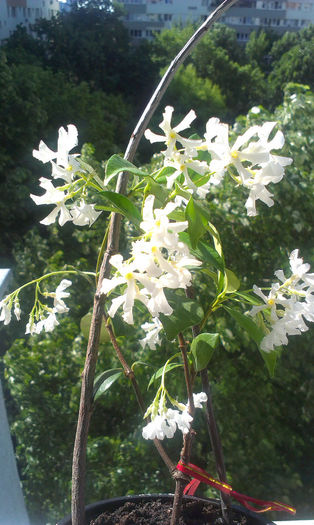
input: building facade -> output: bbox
[119,0,211,39]
[219,0,314,41]
[119,0,314,41]
[0,0,60,42]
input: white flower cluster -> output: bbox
[100,194,201,324]
[31,125,101,227]
[140,317,163,350]
[145,106,292,216]
[251,250,314,351]
[0,279,72,335]
[142,392,207,440]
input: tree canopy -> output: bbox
[0,11,313,524]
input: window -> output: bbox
[130,29,142,37]
[11,6,16,17]
[164,13,172,20]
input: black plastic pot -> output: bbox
[58,493,274,525]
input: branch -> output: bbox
[71,1,239,523]
[104,314,176,475]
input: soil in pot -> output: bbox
[90,497,256,525]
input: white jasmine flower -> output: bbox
[141,194,188,250]
[70,201,102,227]
[0,298,12,325]
[205,118,267,184]
[144,279,174,318]
[140,318,163,350]
[142,414,177,440]
[164,150,210,196]
[193,392,208,408]
[166,408,193,435]
[142,391,207,441]
[13,300,21,321]
[30,177,72,226]
[51,158,81,183]
[288,249,314,286]
[101,254,150,324]
[46,279,72,314]
[251,250,314,351]
[144,106,202,158]
[33,124,78,168]
[26,311,59,335]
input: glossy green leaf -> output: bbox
[224,269,241,294]
[223,306,264,345]
[259,349,280,377]
[80,312,110,344]
[93,369,123,401]
[185,197,207,248]
[144,179,170,208]
[106,154,147,177]
[111,313,136,337]
[98,191,141,225]
[233,291,263,305]
[179,232,224,272]
[148,362,182,389]
[191,332,219,371]
[159,290,204,340]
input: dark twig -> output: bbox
[170,333,196,525]
[71,1,239,523]
[186,287,231,522]
[104,314,175,475]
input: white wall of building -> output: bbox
[0,0,60,42]
[120,0,314,41]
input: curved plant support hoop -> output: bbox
[71,1,238,523]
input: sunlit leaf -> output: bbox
[80,312,110,344]
[159,290,203,340]
[223,305,264,345]
[224,269,241,294]
[106,154,147,177]
[148,362,182,389]
[93,369,123,401]
[191,332,219,371]
[98,190,141,225]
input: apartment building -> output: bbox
[119,0,314,41]
[220,0,314,41]
[0,0,60,42]
[119,0,211,39]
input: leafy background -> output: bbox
[0,3,313,524]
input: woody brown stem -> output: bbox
[71,1,239,523]
[104,314,175,475]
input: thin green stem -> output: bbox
[6,270,96,299]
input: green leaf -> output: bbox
[260,349,279,377]
[80,312,110,344]
[179,232,224,272]
[185,197,207,248]
[98,191,141,225]
[93,369,123,401]
[224,269,240,294]
[223,306,264,345]
[106,154,147,178]
[159,290,204,340]
[144,179,170,208]
[233,291,263,305]
[191,333,219,371]
[148,362,182,389]
[111,313,135,337]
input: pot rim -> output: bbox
[57,493,275,525]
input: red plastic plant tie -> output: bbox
[177,461,296,515]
